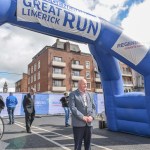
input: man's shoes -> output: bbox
[27,127,32,133]
[65,124,70,127]
[27,130,32,133]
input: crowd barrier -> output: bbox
[0,93,105,117]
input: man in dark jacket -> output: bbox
[0,95,5,113]
[23,88,35,133]
[60,92,70,127]
[6,92,18,124]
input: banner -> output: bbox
[97,94,105,114]
[48,94,64,114]
[17,0,101,41]
[0,93,104,116]
[35,94,49,114]
[112,32,149,65]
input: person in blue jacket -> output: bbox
[6,92,18,124]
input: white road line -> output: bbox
[33,132,71,150]
[15,121,72,139]
[15,121,113,150]
[15,122,71,150]
[63,144,74,146]
[91,143,113,150]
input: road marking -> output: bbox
[15,121,72,139]
[15,122,71,150]
[15,121,113,150]
[91,143,113,150]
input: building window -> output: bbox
[53,80,63,87]
[72,81,78,88]
[85,61,90,69]
[38,71,40,80]
[87,82,91,89]
[28,77,30,84]
[37,83,40,91]
[28,68,30,75]
[72,60,80,65]
[126,67,130,73]
[124,89,128,93]
[28,87,30,92]
[31,75,33,83]
[86,71,90,79]
[95,73,100,78]
[34,84,36,91]
[72,70,80,76]
[31,66,33,74]
[38,60,40,69]
[53,67,63,74]
[53,56,62,62]
[96,83,102,89]
[34,73,36,82]
[34,63,36,71]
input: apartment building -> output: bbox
[132,71,144,91]
[119,62,134,92]
[15,73,28,92]
[15,39,134,93]
[25,39,102,93]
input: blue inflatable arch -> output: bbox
[1,0,150,136]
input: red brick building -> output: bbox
[15,39,134,93]
[15,73,28,92]
[25,39,102,93]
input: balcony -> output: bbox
[95,77,101,82]
[72,75,84,81]
[123,82,134,87]
[72,87,77,91]
[121,71,132,77]
[52,73,66,79]
[94,68,98,72]
[52,86,66,92]
[71,64,84,70]
[87,88,91,91]
[52,61,66,67]
[95,88,103,93]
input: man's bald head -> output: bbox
[78,78,87,92]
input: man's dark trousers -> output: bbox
[73,125,92,150]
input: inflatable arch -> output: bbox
[1,0,150,137]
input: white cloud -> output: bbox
[67,0,126,21]
[0,23,57,90]
[121,0,150,46]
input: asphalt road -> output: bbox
[0,115,150,150]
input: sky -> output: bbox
[0,0,150,92]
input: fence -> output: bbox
[0,93,105,117]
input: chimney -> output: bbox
[56,38,59,43]
[64,41,70,52]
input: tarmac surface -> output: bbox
[0,115,150,150]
